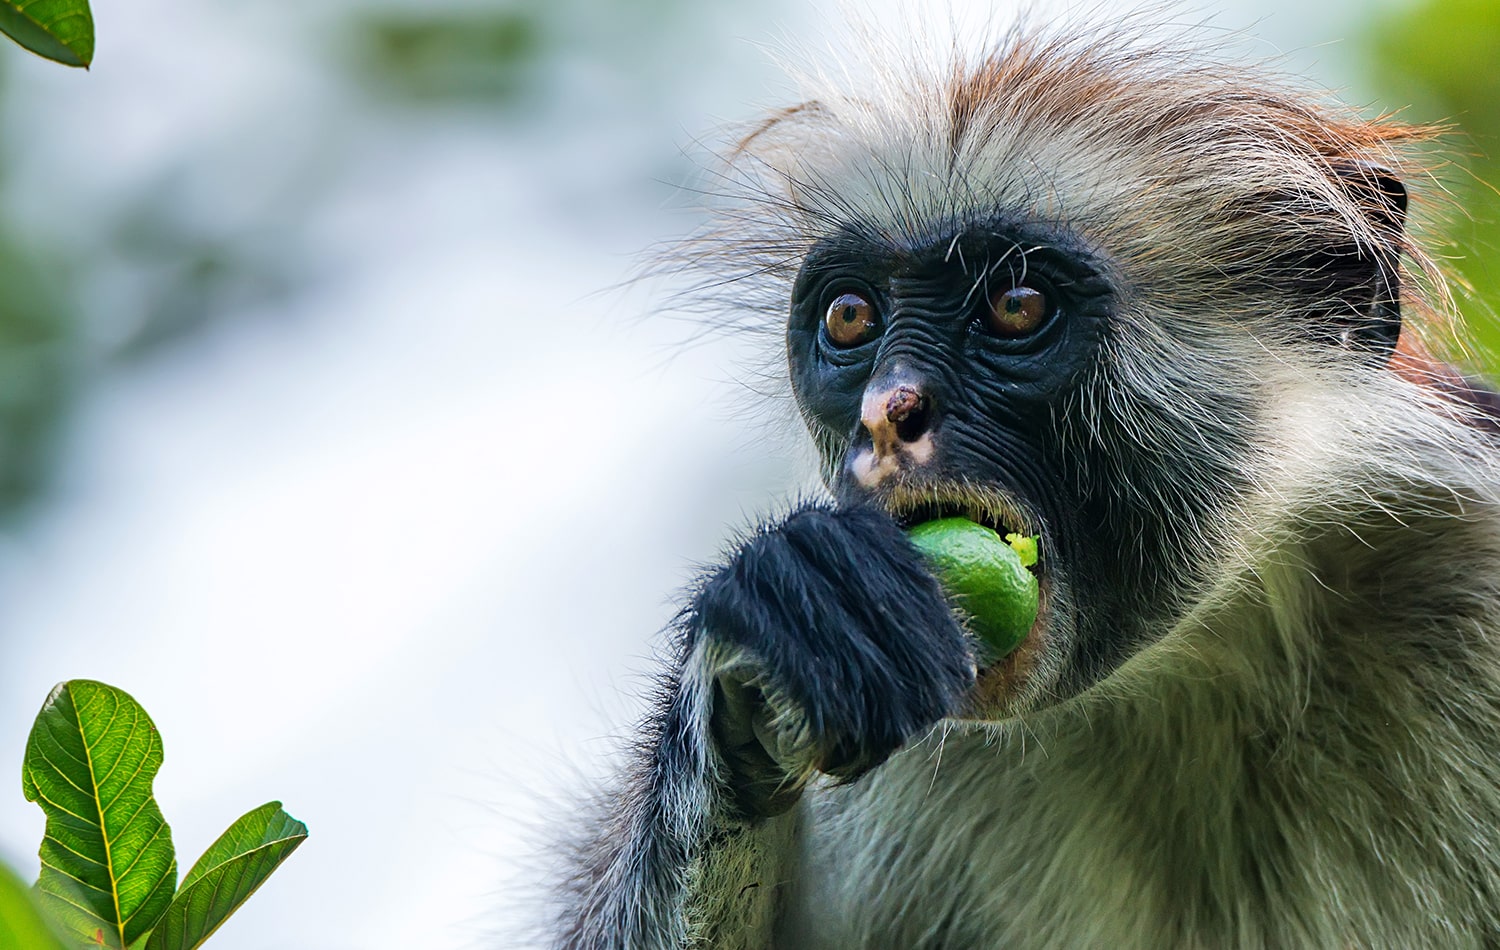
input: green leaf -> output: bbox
[22,680,178,950]
[144,802,308,950]
[0,0,94,67]
[0,859,69,950]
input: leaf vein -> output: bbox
[39,887,112,924]
[91,708,138,803]
[34,748,94,800]
[40,833,108,869]
[113,819,167,886]
[28,787,101,828]
[40,862,111,894]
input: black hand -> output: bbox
[690,503,976,818]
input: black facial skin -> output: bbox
[784,217,1277,697]
[695,216,1273,819]
[790,219,1129,689]
[787,219,1110,501]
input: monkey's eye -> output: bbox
[986,286,1049,337]
[824,292,881,348]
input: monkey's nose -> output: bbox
[847,374,937,489]
[863,383,932,447]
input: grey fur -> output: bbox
[550,15,1500,949]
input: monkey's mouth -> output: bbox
[891,501,1037,540]
[883,482,1046,614]
[884,482,1040,547]
[878,482,1055,714]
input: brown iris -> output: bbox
[987,286,1049,337]
[824,292,880,348]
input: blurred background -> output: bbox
[0,0,1493,947]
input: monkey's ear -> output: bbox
[1335,160,1407,358]
[1345,160,1408,232]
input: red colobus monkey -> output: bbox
[552,16,1500,948]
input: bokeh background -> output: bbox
[0,0,1494,947]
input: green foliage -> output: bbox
[347,9,543,105]
[4,3,316,931]
[1368,0,1500,119]
[1365,0,1500,364]
[0,0,93,67]
[0,236,74,519]
[0,859,68,950]
[23,680,178,949]
[145,803,308,950]
[21,680,307,949]
[0,0,84,519]
[338,0,736,109]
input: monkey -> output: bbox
[547,16,1500,949]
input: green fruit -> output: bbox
[907,517,1039,657]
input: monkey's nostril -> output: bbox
[885,386,930,443]
[894,405,929,443]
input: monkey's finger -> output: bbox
[710,673,804,817]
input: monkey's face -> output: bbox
[750,30,1417,718]
[787,219,1254,717]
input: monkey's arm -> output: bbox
[554,504,975,949]
[555,662,797,950]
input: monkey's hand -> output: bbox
[693,503,976,818]
[554,505,973,947]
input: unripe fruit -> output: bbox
[906,518,1039,657]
